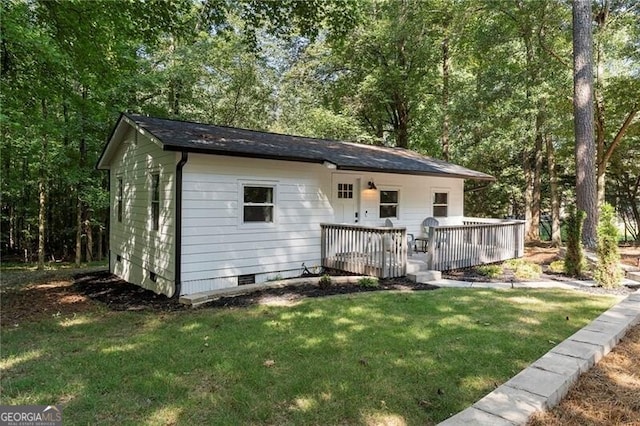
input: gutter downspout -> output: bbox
[173,151,188,298]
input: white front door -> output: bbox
[332,175,360,224]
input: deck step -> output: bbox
[408,270,442,283]
[407,258,429,274]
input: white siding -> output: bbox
[179,154,467,295]
[109,127,178,297]
[347,170,465,236]
[180,155,333,294]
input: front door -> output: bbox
[332,175,360,223]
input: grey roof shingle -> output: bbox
[107,113,494,180]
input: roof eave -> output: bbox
[162,145,495,181]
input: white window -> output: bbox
[151,173,160,231]
[116,177,123,223]
[337,183,353,199]
[433,192,448,217]
[243,185,275,223]
[380,190,399,218]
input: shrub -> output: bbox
[593,203,624,288]
[318,274,332,289]
[548,260,565,274]
[504,259,542,280]
[476,264,503,279]
[358,277,379,288]
[565,207,587,277]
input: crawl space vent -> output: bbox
[238,274,256,285]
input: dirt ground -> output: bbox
[1,245,639,424]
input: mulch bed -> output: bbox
[71,271,438,310]
[528,324,640,425]
[1,270,440,326]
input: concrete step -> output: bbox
[407,258,429,274]
[408,270,442,283]
[627,271,640,283]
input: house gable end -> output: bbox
[97,114,166,170]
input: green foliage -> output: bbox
[565,208,587,277]
[357,276,379,288]
[318,274,332,289]
[476,264,503,279]
[504,259,542,280]
[548,260,565,274]
[594,204,624,288]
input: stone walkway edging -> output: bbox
[437,290,640,425]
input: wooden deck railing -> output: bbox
[425,218,525,271]
[320,224,407,278]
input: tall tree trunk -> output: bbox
[97,224,103,261]
[572,0,598,248]
[441,33,450,161]
[75,196,82,266]
[546,134,562,247]
[85,215,93,263]
[394,93,409,148]
[75,86,88,266]
[37,99,48,269]
[528,110,545,242]
[524,151,535,241]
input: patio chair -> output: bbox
[421,217,450,249]
[384,219,414,255]
[415,217,440,252]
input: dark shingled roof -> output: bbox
[101,113,494,180]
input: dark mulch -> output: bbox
[72,271,185,312]
[202,278,438,309]
[70,271,439,312]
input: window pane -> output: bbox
[152,203,160,230]
[244,186,273,203]
[380,190,398,203]
[380,205,397,218]
[117,178,123,223]
[434,205,448,217]
[434,193,448,204]
[244,206,273,222]
[152,174,160,201]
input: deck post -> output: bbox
[426,226,436,270]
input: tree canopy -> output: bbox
[1,0,638,264]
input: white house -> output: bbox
[97,113,496,297]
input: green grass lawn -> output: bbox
[1,287,616,425]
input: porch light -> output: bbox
[368,181,377,190]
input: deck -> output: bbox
[321,218,525,277]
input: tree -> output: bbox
[330,0,442,149]
[593,1,640,207]
[572,0,598,248]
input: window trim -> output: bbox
[239,181,278,226]
[432,190,449,218]
[151,172,160,231]
[379,188,400,219]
